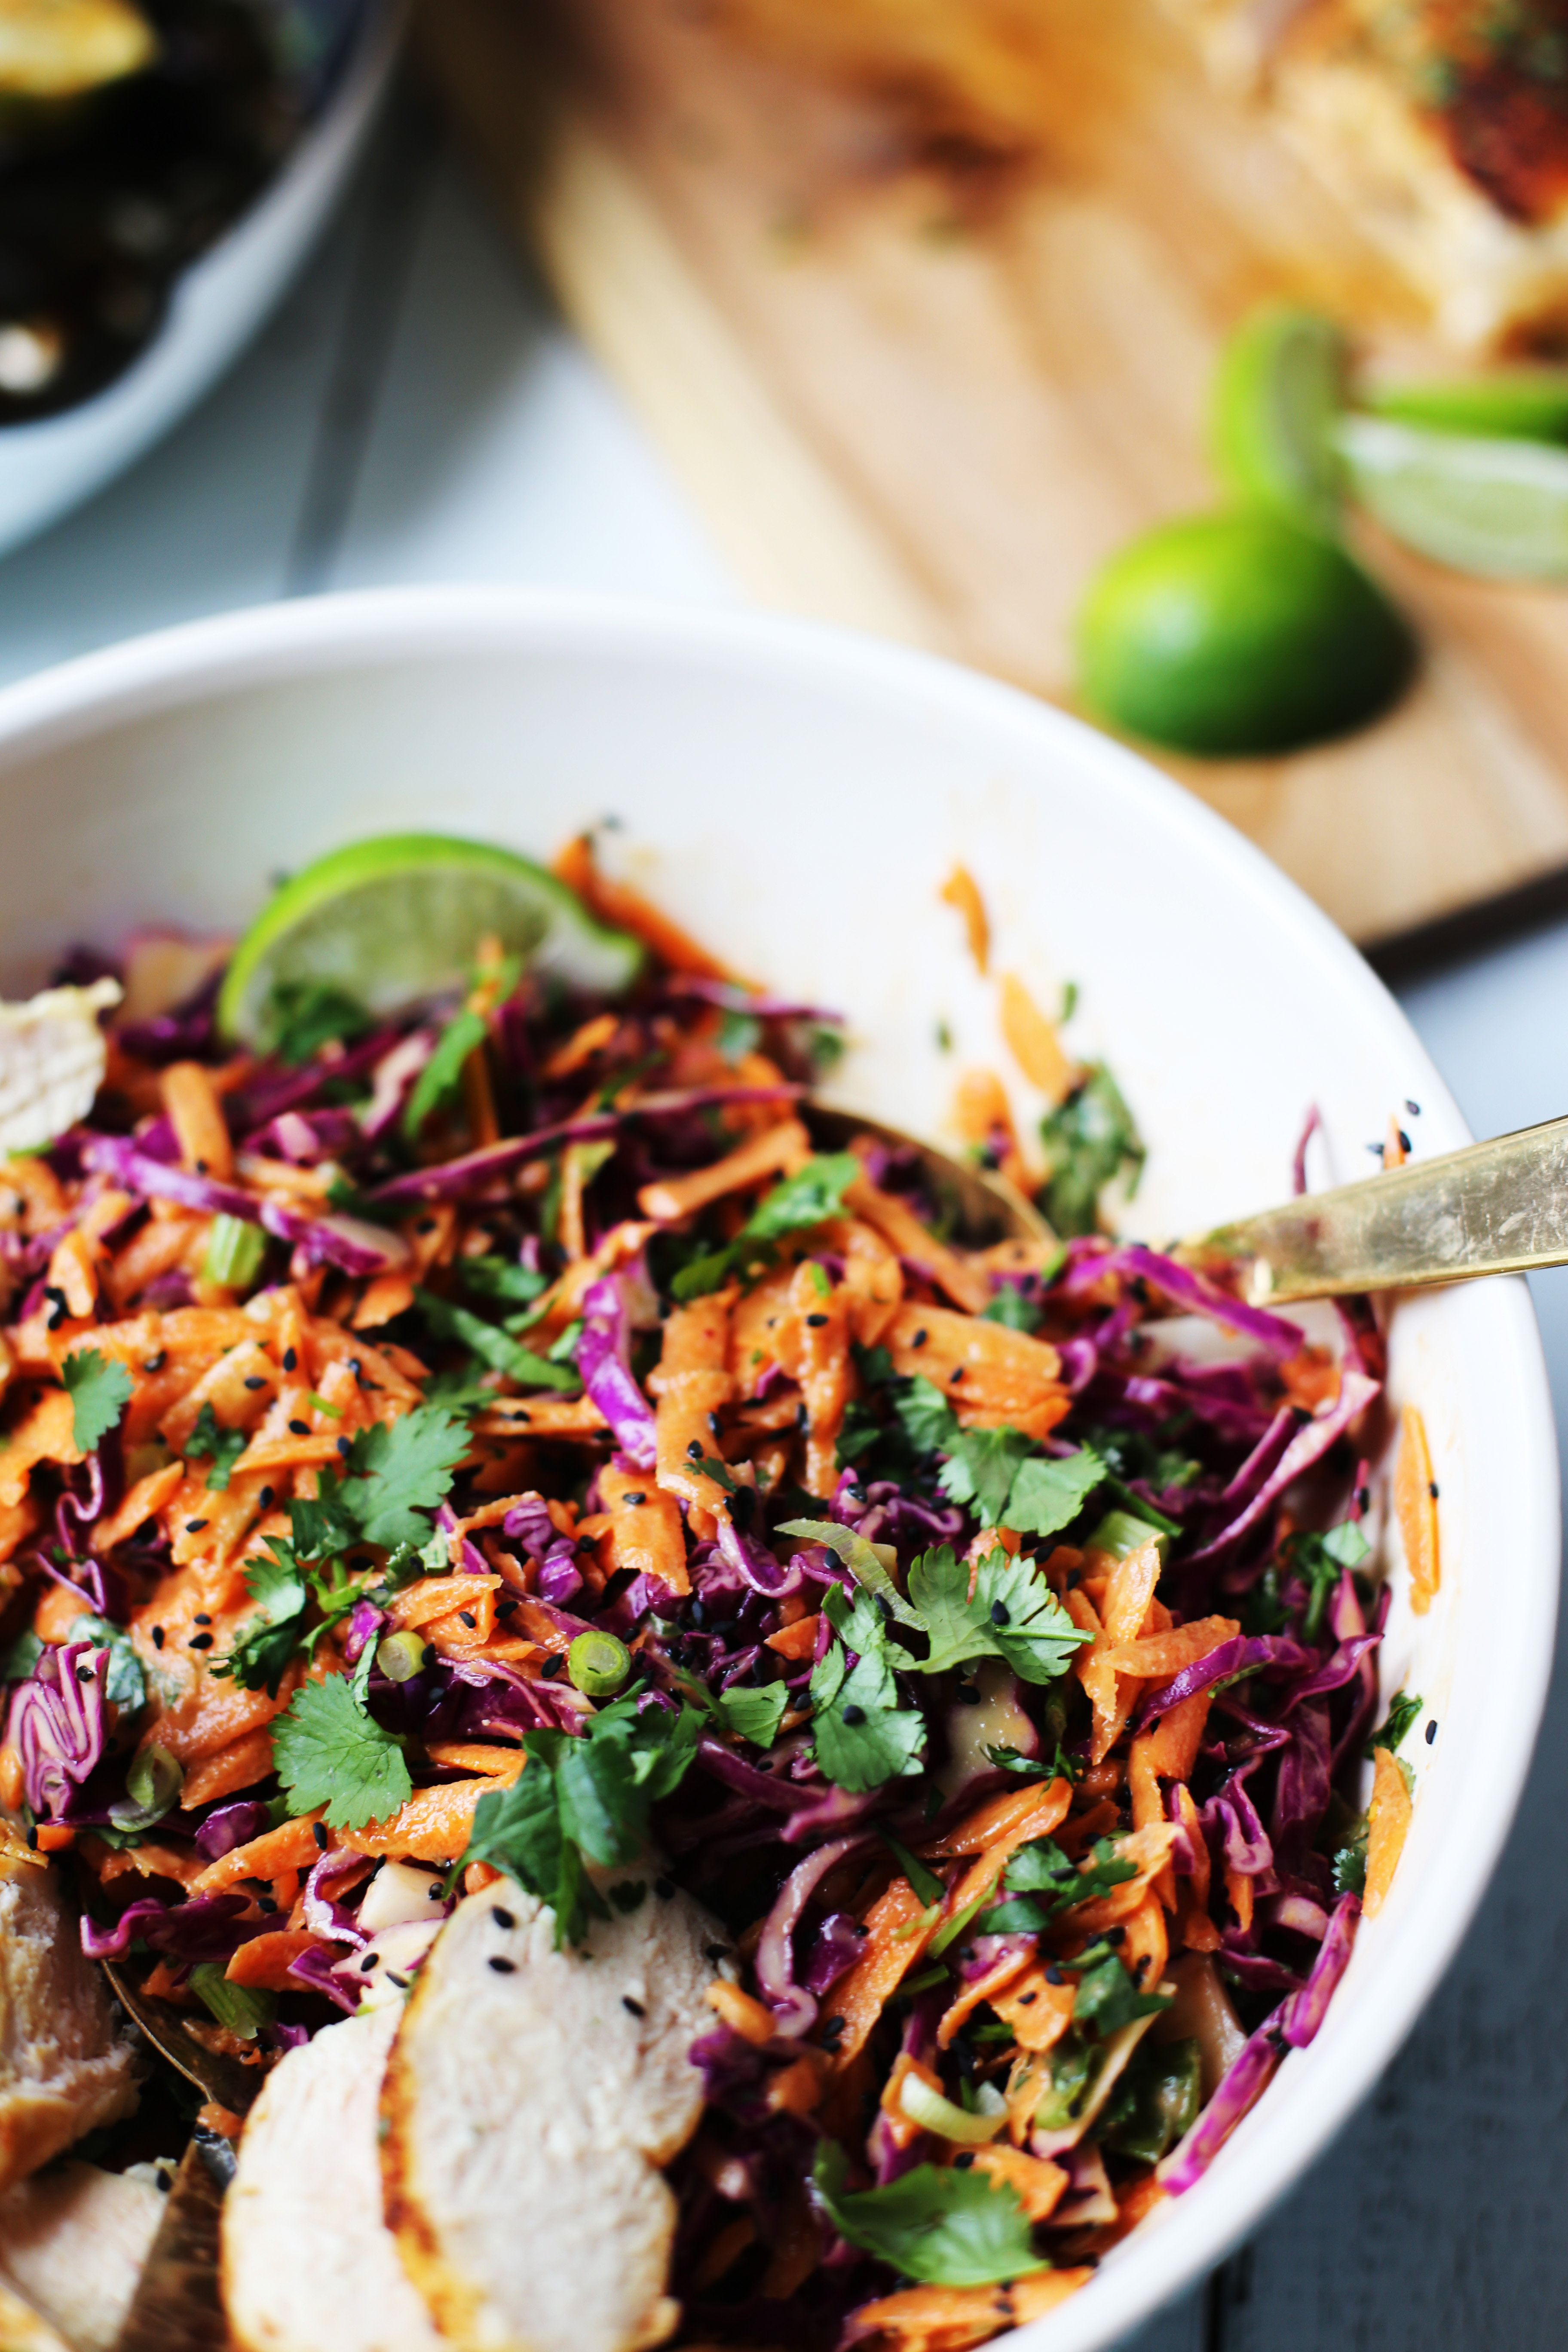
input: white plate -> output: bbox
[0,3,403,561]
[0,588,1554,2349]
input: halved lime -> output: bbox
[217,834,644,1047]
[1335,413,1568,580]
[1075,511,1412,757]
[1210,306,1349,533]
[1366,371,1568,447]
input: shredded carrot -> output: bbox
[707,1980,777,2046]
[1394,1402,1440,1615]
[224,1930,320,1991]
[829,1878,939,2067]
[341,1777,499,1864]
[161,1061,235,1183]
[1101,1616,1239,1678]
[1364,1745,1412,1917]
[968,2144,1068,2222]
[599,1459,689,1596]
[553,834,732,979]
[180,1731,274,1810]
[921,1778,1072,1860]
[190,1812,325,1896]
[988,1966,1075,2054]
[882,1301,1067,1425]
[935,1948,1035,2048]
[847,1185,994,1319]
[843,2267,1093,2350]
[637,1118,809,1225]
[939,864,989,975]
[999,973,1073,1104]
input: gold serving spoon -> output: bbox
[810,1104,1568,1300]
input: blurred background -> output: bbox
[6,3,1568,2347]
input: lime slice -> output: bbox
[218,834,644,1047]
[1075,511,1412,758]
[1366,371,1568,446]
[1335,413,1568,580]
[1210,307,1349,532]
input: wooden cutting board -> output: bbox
[415,0,1568,954]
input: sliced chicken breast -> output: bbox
[0,2160,163,2352]
[223,2005,445,2352]
[0,1848,140,2193]
[383,1882,729,2352]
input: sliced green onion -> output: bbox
[898,2072,1007,2144]
[187,1961,276,2041]
[107,1743,183,1830]
[376,1630,431,1683]
[203,1213,266,1289]
[568,1630,631,1698]
[1085,1508,1170,1563]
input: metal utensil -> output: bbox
[104,1957,260,2117]
[1176,1112,1568,1304]
[112,2131,234,2352]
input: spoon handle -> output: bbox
[1181,1113,1568,1304]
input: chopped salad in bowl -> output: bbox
[0,822,1439,2352]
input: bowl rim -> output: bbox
[0,583,1555,2348]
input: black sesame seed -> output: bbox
[415,1219,436,1236]
[989,1599,1008,1626]
[143,1351,165,1373]
[622,1996,646,2018]
[257,1486,275,1511]
[244,1375,266,1390]
[820,2016,845,2042]
[1426,1718,1438,1745]
[386,1972,411,1990]
[282,1348,298,1372]
[487,1955,516,1975]
[360,1951,378,1972]
[805,1312,829,1328]
[422,1645,437,1669]
[336,1437,352,1459]
[1017,1990,1038,2006]
[1406,1099,1421,1118]
[186,1519,209,1534]
[622,1491,646,1507]
[955,1686,982,1706]
[25,1827,37,1849]
[953,2150,976,2169]
[492,1907,516,1930]
[312,1822,328,1850]
[949,1366,964,1382]
[541,1654,564,1678]
[76,1664,94,1683]
[258,1894,278,1914]
[1045,1966,1064,1985]
[704,1943,731,1962]
[1398,1130,1412,1155]
[911,1329,928,1348]
[687,1439,704,1459]
[497,1597,518,1617]
[152,1626,165,1649]
[188,1632,213,1650]
[288,1419,310,1436]
[841,1703,866,1726]
[1356,1485,1371,1512]
[1428,1480,1439,1500]
[459,1611,477,1628]
[193,1612,211,1626]
[1105,1925,1125,1947]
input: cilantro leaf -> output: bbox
[61,1350,133,1454]
[975,1834,1136,1934]
[404,1008,489,1139]
[980,1285,1044,1333]
[937,1426,1034,1525]
[1286,1516,1370,1641]
[808,1584,925,1792]
[0,1629,42,1684]
[214,1542,311,1695]
[457,1256,549,1307]
[264,978,373,1066]
[337,1403,474,1549]
[414,1289,580,1395]
[1367,1689,1424,1758]
[895,1375,961,1457]
[671,1153,860,1301]
[716,1683,789,1749]
[1071,1945,1170,2036]
[1003,1449,1106,1539]
[271,1674,413,1831]
[186,1401,248,1493]
[457,1696,703,1947]
[73,1614,147,1715]
[906,1546,1087,1686]
[1037,1061,1145,1238]
[811,2143,1047,2288]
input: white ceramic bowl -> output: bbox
[0,3,403,560]
[0,588,1554,2349]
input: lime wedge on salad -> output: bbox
[1210,306,1348,533]
[1366,371,1568,446]
[218,834,644,1047]
[1334,413,1568,582]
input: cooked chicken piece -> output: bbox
[383,1883,729,2352]
[0,981,119,1155]
[223,2005,445,2352]
[0,0,155,100]
[0,1840,139,2194]
[1163,0,1568,344]
[0,2161,163,2352]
